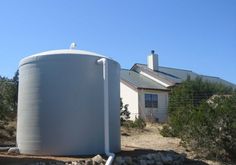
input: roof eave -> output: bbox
[121,78,170,91]
[137,87,170,91]
[120,79,138,90]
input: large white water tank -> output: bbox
[17,49,120,155]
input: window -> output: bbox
[145,94,158,108]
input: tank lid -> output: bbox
[31,49,107,57]
[19,49,113,67]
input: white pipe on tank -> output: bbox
[97,58,115,165]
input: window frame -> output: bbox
[145,93,158,108]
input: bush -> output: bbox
[183,97,236,160]
[122,118,146,129]
[160,124,175,137]
[131,118,146,129]
[162,78,236,161]
[120,98,130,124]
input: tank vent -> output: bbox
[69,42,77,49]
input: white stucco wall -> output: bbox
[120,81,139,120]
[138,89,168,122]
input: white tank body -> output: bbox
[17,49,120,155]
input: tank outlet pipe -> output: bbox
[97,58,115,165]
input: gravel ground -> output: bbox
[0,122,233,165]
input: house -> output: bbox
[120,50,235,122]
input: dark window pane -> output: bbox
[152,94,158,108]
[145,94,158,108]
[145,94,151,107]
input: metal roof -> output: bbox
[200,75,236,88]
[132,64,182,85]
[120,69,168,90]
[159,66,236,88]
[130,64,236,88]
[158,66,199,81]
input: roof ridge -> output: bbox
[134,63,195,73]
[159,66,194,72]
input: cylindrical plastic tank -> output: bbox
[17,49,120,155]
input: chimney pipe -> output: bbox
[147,50,159,71]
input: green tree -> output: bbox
[0,72,18,121]
[12,70,19,110]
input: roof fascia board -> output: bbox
[137,87,170,92]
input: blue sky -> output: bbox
[0,0,236,84]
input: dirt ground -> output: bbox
[0,123,231,165]
[121,123,186,152]
[121,123,226,165]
